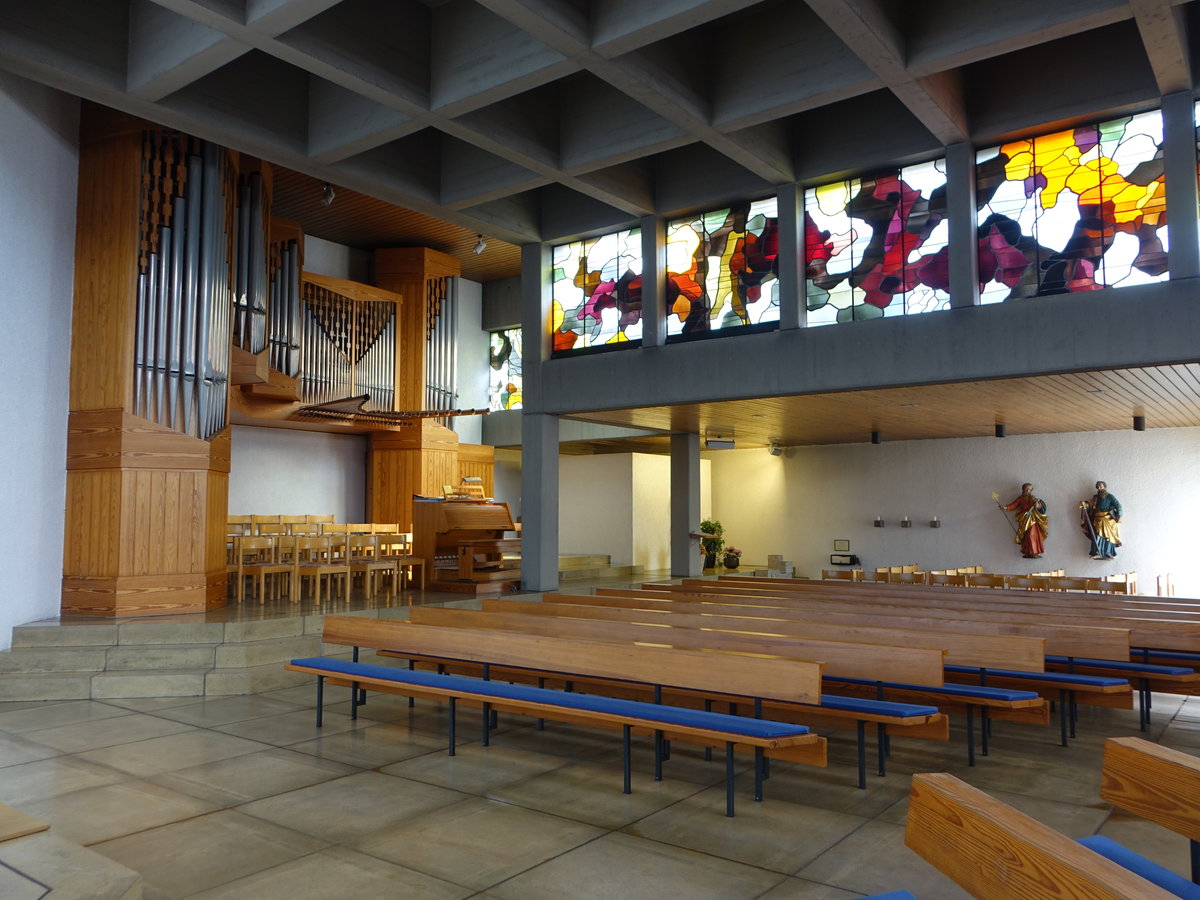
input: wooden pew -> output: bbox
[408,604,949,786]
[906,771,1180,899]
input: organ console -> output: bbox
[412,499,521,594]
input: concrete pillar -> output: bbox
[945,142,980,308]
[670,432,701,577]
[1163,91,1200,280]
[520,413,559,591]
[776,182,804,329]
[519,242,558,591]
[639,215,666,348]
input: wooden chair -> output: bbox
[1006,575,1049,591]
[927,572,968,587]
[887,570,927,585]
[232,536,292,604]
[965,573,1008,589]
[305,514,335,525]
[292,535,350,602]
[250,514,281,535]
[372,527,423,591]
[346,532,396,598]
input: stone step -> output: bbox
[0,674,94,702]
[0,646,109,674]
[560,564,642,582]
[205,661,315,696]
[91,669,209,699]
[10,625,117,649]
[213,634,321,669]
[558,554,612,570]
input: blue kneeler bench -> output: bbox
[286,656,817,816]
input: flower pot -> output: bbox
[704,553,718,569]
[723,556,740,569]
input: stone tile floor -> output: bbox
[0,680,1194,897]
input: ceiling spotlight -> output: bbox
[321,183,336,207]
[473,234,487,255]
[768,441,783,457]
[1133,415,1146,432]
[705,432,735,450]
[871,430,881,444]
[994,423,1006,438]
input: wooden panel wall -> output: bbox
[457,443,495,497]
[368,421,459,530]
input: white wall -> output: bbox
[228,425,367,521]
[454,278,487,445]
[708,428,1200,595]
[0,74,79,643]
[632,455,672,571]
[494,447,522,520]
[303,235,371,282]
[560,455,634,562]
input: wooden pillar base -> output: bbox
[62,410,230,617]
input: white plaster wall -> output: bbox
[559,455,634,563]
[631,454,672,571]
[708,428,1200,595]
[454,278,487,445]
[228,425,366,521]
[303,235,371,282]
[0,74,79,643]
[494,447,522,520]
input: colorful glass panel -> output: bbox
[551,229,642,352]
[664,198,779,336]
[976,110,1168,302]
[805,159,950,325]
[488,329,522,411]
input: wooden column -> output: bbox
[368,247,463,527]
[368,421,459,530]
[62,107,230,616]
[373,247,461,411]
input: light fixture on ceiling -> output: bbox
[321,183,336,207]
[871,430,881,444]
[705,431,735,450]
[473,234,487,255]
[767,439,783,457]
[1133,415,1146,431]
[994,423,1006,438]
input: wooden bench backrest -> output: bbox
[320,615,822,704]
[409,606,945,684]
[494,596,1046,671]
[906,772,1176,900]
[1101,737,1200,843]
[599,588,1131,660]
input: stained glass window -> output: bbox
[488,329,522,411]
[976,110,1168,303]
[805,160,950,325]
[664,198,779,336]
[552,229,642,352]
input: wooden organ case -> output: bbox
[412,500,520,594]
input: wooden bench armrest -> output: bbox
[906,772,1178,899]
[1102,736,1200,842]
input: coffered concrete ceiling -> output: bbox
[1,0,1193,260]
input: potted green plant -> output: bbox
[699,518,724,568]
[722,546,743,569]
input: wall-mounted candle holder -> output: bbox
[930,516,941,528]
[873,516,884,527]
[900,516,912,528]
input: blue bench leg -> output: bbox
[966,706,975,767]
[623,725,632,794]
[654,730,664,781]
[351,648,366,706]
[1069,690,1077,738]
[754,747,764,802]
[704,700,713,761]
[1139,678,1149,731]
[856,720,866,789]
[877,724,887,777]
[536,678,545,730]
[1191,838,1200,884]
[316,676,324,728]
[350,681,359,720]
[448,697,456,757]
[482,702,490,747]
[1059,690,1069,746]
[726,741,736,817]
[408,661,415,707]
[980,708,989,756]
[753,698,766,777]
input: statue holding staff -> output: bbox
[1080,480,1122,560]
[998,483,1048,558]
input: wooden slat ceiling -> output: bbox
[561,364,1200,452]
[270,167,521,284]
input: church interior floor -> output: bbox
[1,578,1197,897]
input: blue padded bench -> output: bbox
[287,656,813,816]
[861,893,919,900]
[1079,836,1200,899]
[1047,655,1196,731]
[944,664,1129,747]
[824,674,1039,765]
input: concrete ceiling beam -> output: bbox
[590,0,764,58]
[128,1,246,100]
[306,81,416,162]
[804,0,968,144]
[1130,0,1192,94]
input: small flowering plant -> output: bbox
[724,547,742,558]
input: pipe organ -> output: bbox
[299,279,396,411]
[232,171,268,355]
[267,236,302,377]
[133,132,232,441]
[425,276,458,416]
